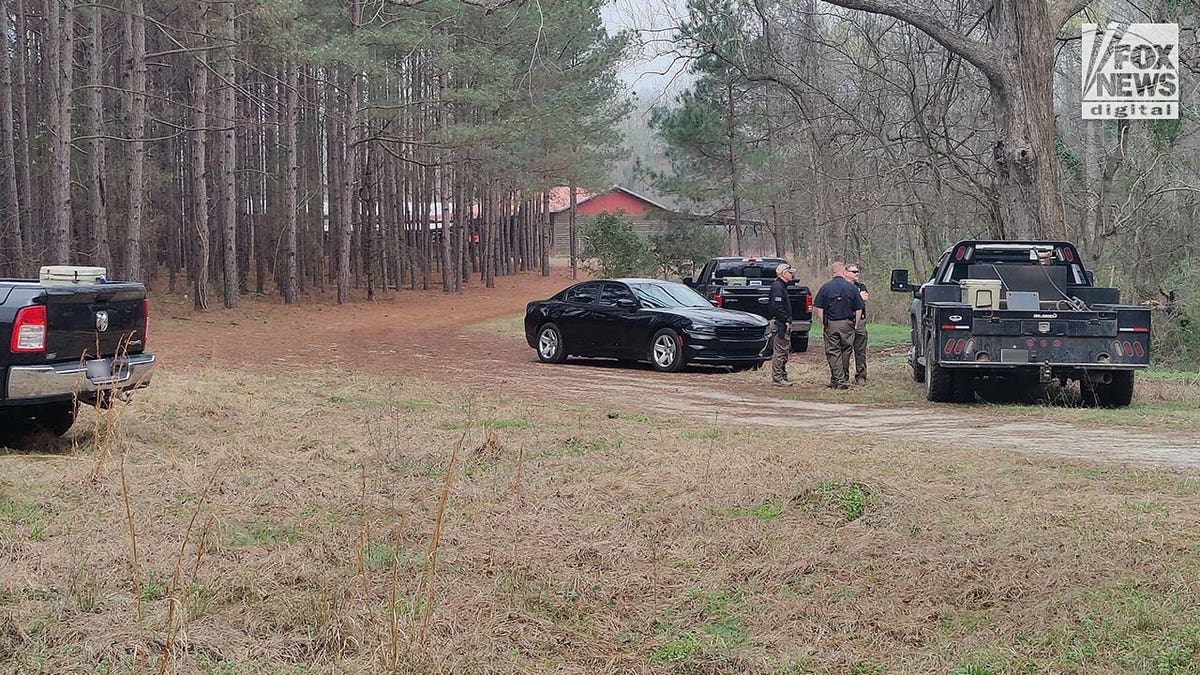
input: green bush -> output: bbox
[581,212,653,278]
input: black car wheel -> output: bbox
[649,328,685,372]
[536,323,567,364]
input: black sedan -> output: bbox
[524,279,771,372]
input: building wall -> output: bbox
[574,191,652,217]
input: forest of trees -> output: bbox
[0,0,629,308]
[638,0,1199,360]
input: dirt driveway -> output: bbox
[153,271,1200,470]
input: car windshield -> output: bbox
[629,282,712,308]
[713,261,784,280]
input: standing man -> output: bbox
[847,263,869,384]
[768,263,796,386]
[812,262,865,389]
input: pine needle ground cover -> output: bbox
[1,365,1197,673]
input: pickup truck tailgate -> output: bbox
[43,284,147,359]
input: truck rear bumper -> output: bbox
[6,353,156,401]
[791,321,812,334]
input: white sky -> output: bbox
[601,0,694,104]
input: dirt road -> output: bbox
[154,271,1200,470]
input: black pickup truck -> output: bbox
[684,257,813,352]
[1,273,156,439]
[891,241,1150,407]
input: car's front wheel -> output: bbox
[536,323,567,364]
[649,328,685,372]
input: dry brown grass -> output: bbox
[0,364,1198,673]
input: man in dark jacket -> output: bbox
[812,262,865,389]
[768,263,796,386]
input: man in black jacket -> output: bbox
[813,262,866,389]
[768,263,796,386]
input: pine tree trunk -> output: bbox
[13,0,32,269]
[125,0,145,280]
[46,0,74,263]
[190,1,210,310]
[568,177,577,280]
[218,0,237,306]
[84,4,110,269]
[284,62,299,304]
[0,0,22,276]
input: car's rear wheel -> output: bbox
[649,329,685,372]
[536,323,567,364]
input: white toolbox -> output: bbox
[39,265,108,286]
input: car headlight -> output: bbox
[685,324,717,336]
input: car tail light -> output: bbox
[805,295,813,313]
[711,293,723,308]
[954,339,966,355]
[11,305,47,353]
[143,299,150,344]
[1133,341,1144,357]
[1123,341,1134,356]
[944,338,955,354]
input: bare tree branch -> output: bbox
[1050,0,1093,34]
[818,0,1005,87]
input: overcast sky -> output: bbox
[601,0,694,105]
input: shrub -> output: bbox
[580,212,652,278]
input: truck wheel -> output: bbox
[1083,371,1135,408]
[535,323,567,364]
[925,341,954,402]
[0,402,76,442]
[649,328,685,372]
[1107,371,1135,407]
[790,335,809,353]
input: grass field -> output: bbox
[1,360,1199,673]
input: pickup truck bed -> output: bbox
[685,257,813,351]
[2,277,156,439]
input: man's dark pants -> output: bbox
[852,320,867,382]
[823,319,855,386]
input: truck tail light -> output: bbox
[711,293,723,308]
[11,305,47,353]
[805,295,813,313]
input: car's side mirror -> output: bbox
[890,269,918,294]
[616,298,637,309]
[682,276,694,287]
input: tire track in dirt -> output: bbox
[437,340,1200,470]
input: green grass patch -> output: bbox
[679,428,722,441]
[220,519,299,549]
[794,481,873,522]
[808,322,910,348]
[727,497,786,521]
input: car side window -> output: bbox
[567,283,600,304]
[698,262,713,285]
[600,283,635,307]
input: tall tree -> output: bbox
[0,0,22,276]
[46,0,75,262]
[124,0,146,280]
[816,0,1092,238]
[189,0,211,310]
[218,0,238,307]
[84,3,111,269]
